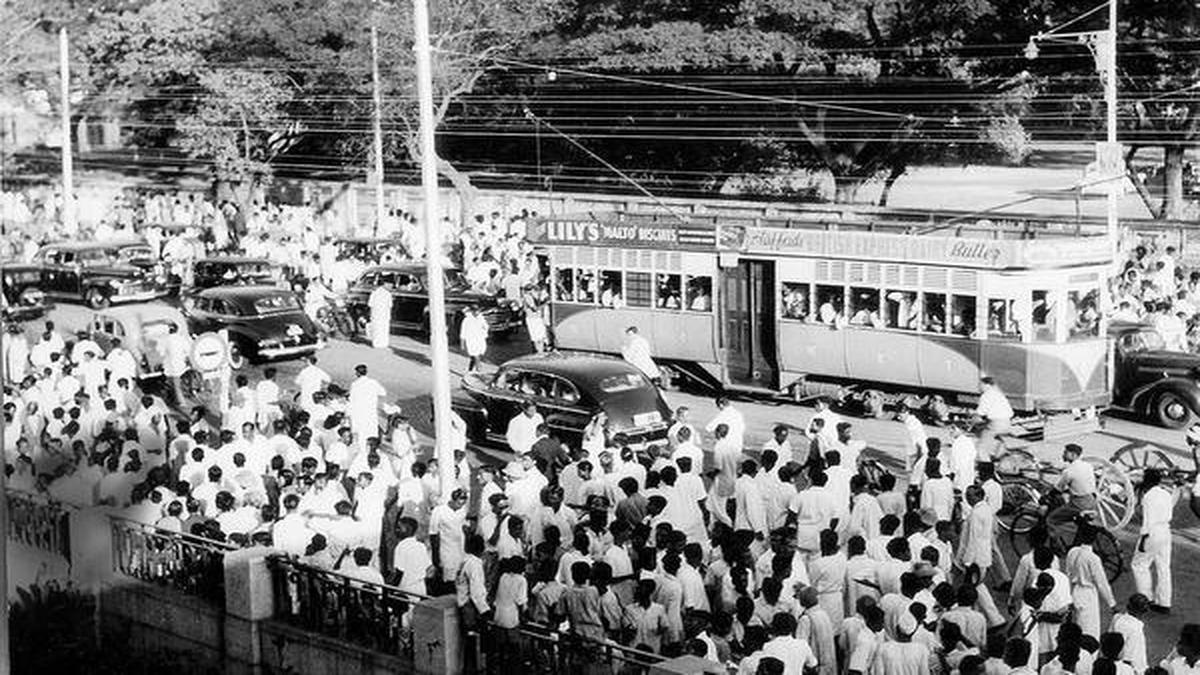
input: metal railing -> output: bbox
[110,516,234,605]
[267,555,426,660]
[6,490,71,560]
[482,621,666,675]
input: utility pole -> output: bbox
[413,0,455,499]
[0,327,9,675]
[1105,0,1119,264]
[370,22,386,237]
[59,27,76,235]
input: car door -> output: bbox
[44,250,79,297]
[187,297,220,333]
[546,375,590,442]
[392,272,427,328]
[486,367,530,439]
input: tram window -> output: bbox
[576,269,597,304]
[1032,290,1056,341]
[816,285,845,325]
[849,287,882,327]
[555,268,575,302]
[1069,289,1100,339]
[923,293,947,333]
[625,272,652,308]
[656,273,682,309]
[885,290,919,330]
[685,276,712,312]
[987,298,1021,340]
[950,295,977,337]
[599,270,624,307]
[781,283,811,321]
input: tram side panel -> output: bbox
[990,339,1110,411]
[776,321,851,384]
[551,304,721,367]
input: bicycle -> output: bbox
[992,450,1135,534]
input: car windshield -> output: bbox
[1123,330,1166,353]
[596,373,648,393]
[252,294,300,314]
[445,269,471,291]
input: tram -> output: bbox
[530,210,1113,412]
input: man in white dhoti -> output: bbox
[348,364,386,454]
[368,284,392,349]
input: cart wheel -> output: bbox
[1008,511,1044,557]
[1094,526,1124,582]
[1110,444,1175,487]
[996,482,1042,532]
[1086,457,1136,530]
[859,458,889,491]
[995,449,1046,483]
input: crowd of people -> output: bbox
[2,184,1200,675]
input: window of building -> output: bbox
[781,283,811,321]
[599,270,624,307]
[656,273,682,309]
[1032,290,1056,342]
[923,293,947,334]
[685,275,712,312]
[885,290,919,330]
[626,272,652,308]
[816,285,844,325]
[848,287,881,327]
[951,295,977,337]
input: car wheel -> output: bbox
[85,287,110,309]
[1153,390,1193,429]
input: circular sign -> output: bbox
[190,332,229,373]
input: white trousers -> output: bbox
[1131,526,1172,607]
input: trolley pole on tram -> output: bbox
[413,0,456,499]
[59,27,76,235]
[370,21,387,238]
[1104,0,1119,266]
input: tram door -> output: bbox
[721,259,779,389]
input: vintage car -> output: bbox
[452,352,673,450]
[344,263,523,336]
[189,256,288,292]
[87,304,190,379]
[182,285,323,363]
[1110,321,1200,428]
[0,264,52,322]
[5,240,168,309]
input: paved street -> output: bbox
[24,301,1200,655]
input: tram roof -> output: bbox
[528,210,1114,270]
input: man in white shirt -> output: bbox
[1131,466,1174,613]
[391,516,432,600]
[273,493,315,556]
[762,613,818,675]
[348,364,386,453]
[672,426,703,473]
[295,356,331,408]
[705,396,745,448]
[620,326,660,384]
[948,422,977,492]
[975,376,1014,462]
[1048,443,1097,535]
[159,322,191,405]
[368,284,393,350]
[504,400,543,456]
[733,459,768,540]
[430,488,469,586]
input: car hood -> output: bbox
[1126,349,1200,371]
[85,264,149,279]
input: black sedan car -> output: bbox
[453,352,673,450]
[189,256,287,292]
[182,285,324,364]
[7,240,167,309]
[344,263,523,336]
[0,264,53,322]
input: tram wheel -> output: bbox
[1153,390,1194,429]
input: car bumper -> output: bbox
[110,289,167,304]
[616,424,670,449]
[2,303,52,321]
[258,340,325,360]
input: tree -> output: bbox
[551,0,1023,204]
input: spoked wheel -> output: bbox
[1110,444,1175,487]
[1086,457,1136,530]
[996,482,1042,532]
[1008,511,1045,558]
[1094,527,1124,582]
[995,450,1047,483]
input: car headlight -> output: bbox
[259,338,281,348]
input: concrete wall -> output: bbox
[98,580,226,674]
[259,620,414,675]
